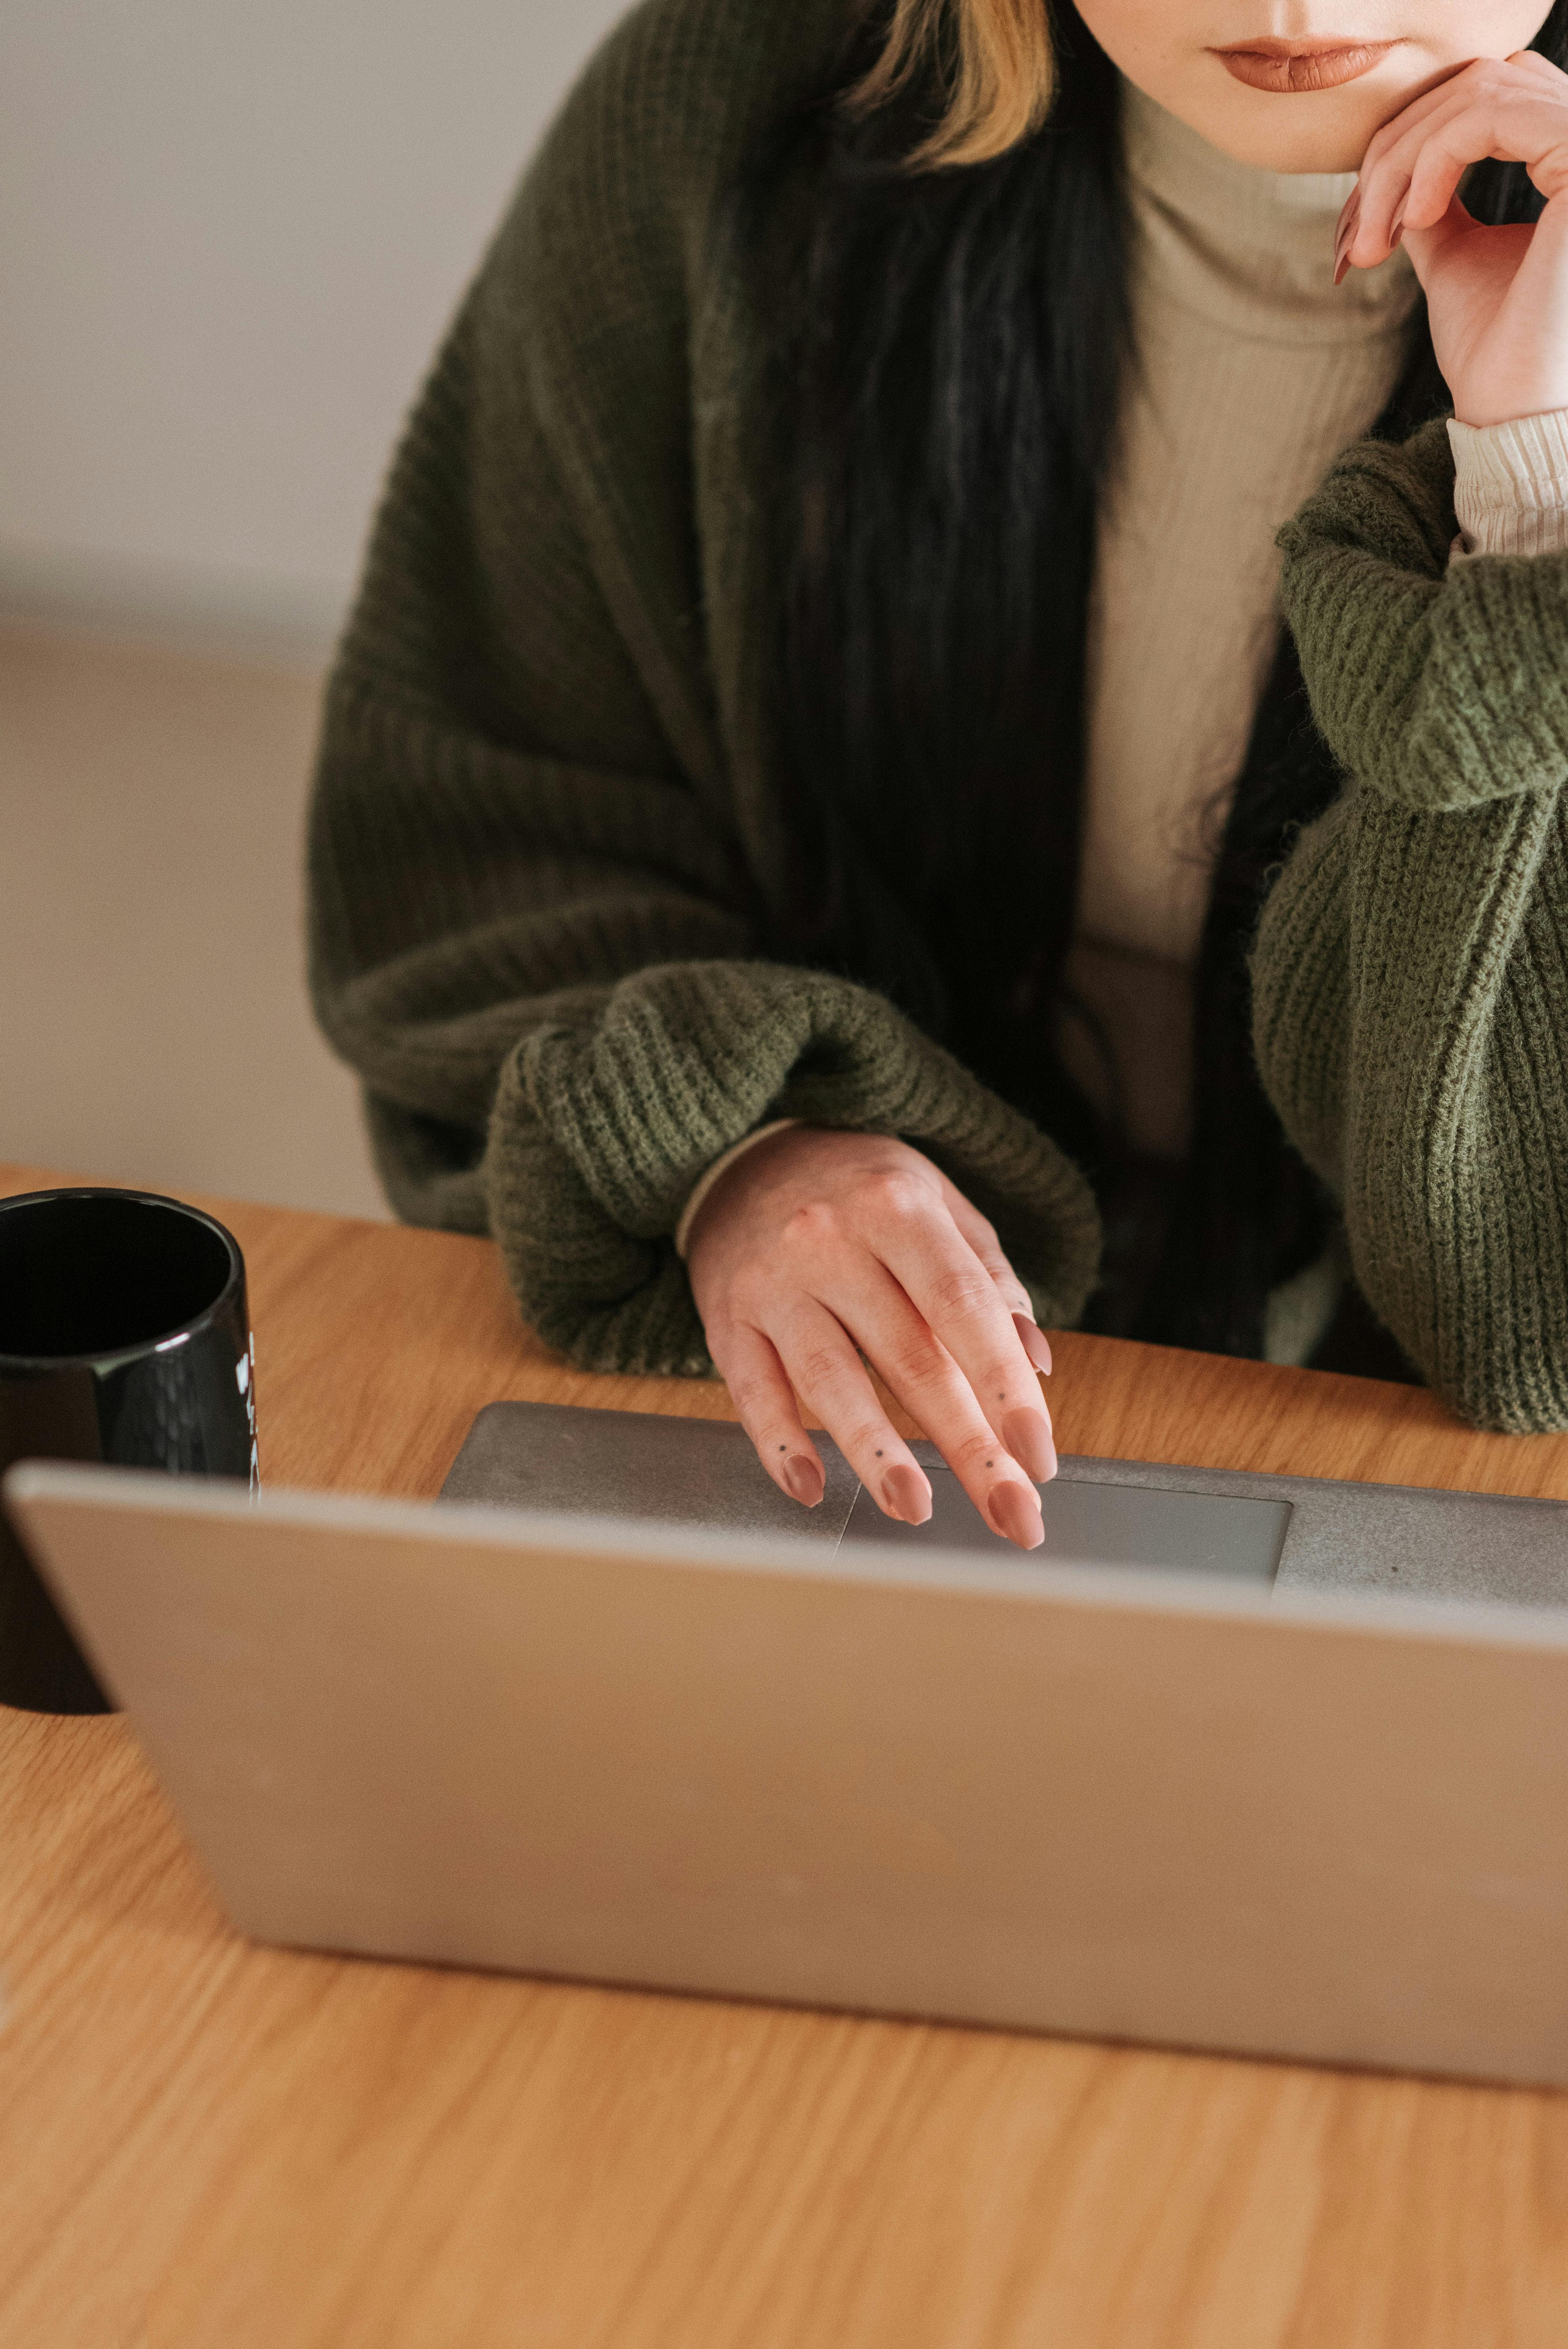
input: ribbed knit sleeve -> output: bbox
[307,0,1100,1377]
[1253,416,1568,1429]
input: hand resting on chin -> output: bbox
[1338,47,1568,426]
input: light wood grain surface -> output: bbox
[4,1158,1568,2348]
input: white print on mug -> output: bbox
[236,1335,259,1496]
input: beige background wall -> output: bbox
[0,0,626,649]
[2,628,383,1217]
[1,0,626,1215]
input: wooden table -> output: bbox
[5,1160,1568,2347]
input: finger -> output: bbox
[815,1267,1046,1544]
[763,1297,935,1527]
[868,1196,1057,1485]
[1355,58,1473,184]
[774,1285,1047,1547]
[1348,58,1507,260]
[1509,47,1568,87]
[1014,1312,1054,1377]
[1402,109,1512,236]
[1356,66,1568,256]
[937,1181,1029,1311]
[936,1185,1055,1376]
[708,1320,828,1509]
[1350,81,1479,260]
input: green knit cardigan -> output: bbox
[307,0,1568,1431]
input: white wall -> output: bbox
[0,2,631,1217]
[2,630,391,1217]
[0,0,628,658]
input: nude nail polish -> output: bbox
[1002,1407,1057,1484]
[1333,186,1361,286]
[989,1482,1045,1551]
[1013,1313,1054,1376]
[784,1454,824,1507]
[882,1465,932,1525]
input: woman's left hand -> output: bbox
[1338,50,1568,427]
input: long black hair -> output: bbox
[754,0,1568,1356]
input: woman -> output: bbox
[308,0,1568,1548]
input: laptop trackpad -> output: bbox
[843,1465,1290,1583]
[440,1402,1289,1583]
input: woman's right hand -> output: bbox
[685,1126,1058,1550]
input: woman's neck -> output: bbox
[1118,76,1418,342]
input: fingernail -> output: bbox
[784,1454,824,1507]
[1013,1313,1054,1376]
[989,1482,1045,1551]
[1333,186,1360,285]
[1002,1407,1057,1484]
[882,1465,932,1525]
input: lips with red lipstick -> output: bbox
[1211,36,1401,93]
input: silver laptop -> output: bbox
[8,1403,1568,2086]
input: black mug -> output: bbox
[0,1187,256,1715]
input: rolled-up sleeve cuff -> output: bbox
[1449,411,1568,560]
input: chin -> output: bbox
[1175,78,1405,175]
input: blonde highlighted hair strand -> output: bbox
[849,0,1057,170]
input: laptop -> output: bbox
[8,1402,1568,2086]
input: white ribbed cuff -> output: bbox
[1449,411,1568,559]
[673,1120,801,1261]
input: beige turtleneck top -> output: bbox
[675,84,1568,1264]
[1060,82,1568,1165]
